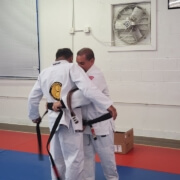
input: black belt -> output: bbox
[83,113,112,126]
[83,113,112,140]
[36,109,63,180]
[36,110,48,160]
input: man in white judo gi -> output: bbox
[52,48,119,180]
[28,48,117,180]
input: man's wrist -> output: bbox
[32,116,41,123]
[47,100,66,111]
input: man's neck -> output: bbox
[56,57,65,61]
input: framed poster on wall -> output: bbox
[168,0,180,9]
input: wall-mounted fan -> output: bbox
[113,4,150,45]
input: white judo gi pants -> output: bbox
[83,129,119,180]
[50,122,84,180]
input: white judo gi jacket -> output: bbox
[61,65,114,135]
[28,60,113,131]
[82,65,115,135]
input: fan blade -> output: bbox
[115,19,131,30]
[131,27,143,41]
[129,6,144,23]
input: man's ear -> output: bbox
[90,58,95,64]
[67,56,73,63]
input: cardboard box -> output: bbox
[114,128,134,154]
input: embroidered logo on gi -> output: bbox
[49,82,62,100]
[89,76,94,80]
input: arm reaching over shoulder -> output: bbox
[107,105,117,120]
[50,90,91,112]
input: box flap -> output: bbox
[114,128,134,144]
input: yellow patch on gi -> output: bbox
[49,82,62,100]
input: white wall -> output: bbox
[0,0,180,140]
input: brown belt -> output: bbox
[67,88,79,124]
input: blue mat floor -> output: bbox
[0,149,180,180]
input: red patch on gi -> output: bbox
[89,76,94,80]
